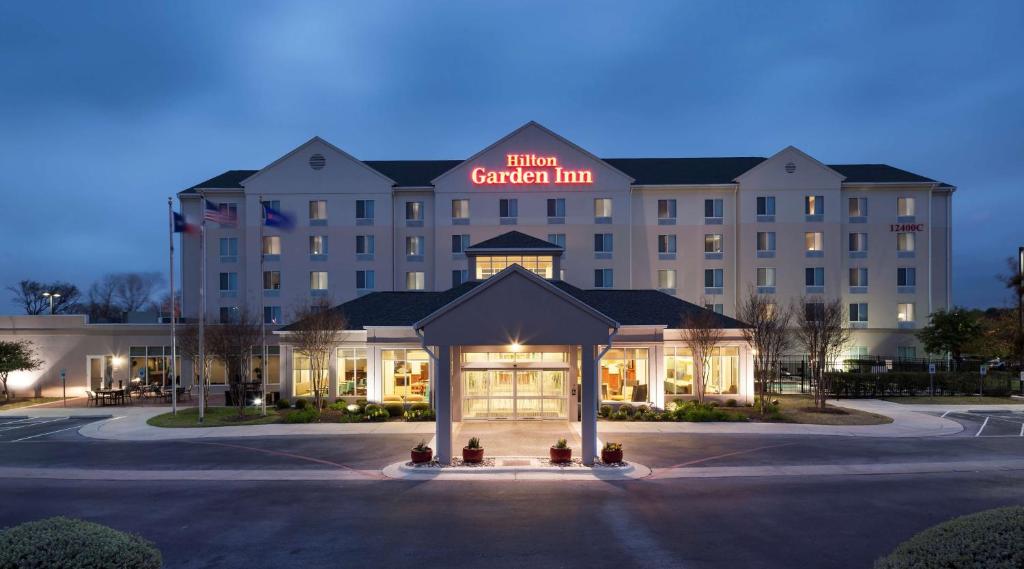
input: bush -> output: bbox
[327,400,349,412]
[293,398,308,410]
[724,398,738,407]
[599,404,613,418]
[275,398,291,410]
[618,403,634,417]
[0,516,161,569]
[283,408,319,423]
[874,506,1024,569]
[830,371,1017,398]
[384,403,405,417]
[635,404,650,414]
[669,401,745,422]
[364,405,389,422]
[612,409,632,421]
[409,402,431,412]
[403,408,435,422]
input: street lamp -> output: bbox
[42,291,61,314]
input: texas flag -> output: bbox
[262,202,295,230]
[172,212,199,234]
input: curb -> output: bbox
[381,457,653,481]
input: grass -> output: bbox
[0,397,63,410]
[147,406,282,428]
[881,395,1024,405]
[736,395,893,425]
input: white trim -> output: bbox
[734,145,846,183]
[240,136,397,187]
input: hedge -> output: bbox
[829,371,1015,398]
[875,506,1024,569]
[0,516,161,569]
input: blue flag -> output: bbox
[262,203,294,230]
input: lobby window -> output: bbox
[704,198,723,223]
[658,199,677,223]
[382,349,430,401]
[263,270,281,291]
[594,233,613,255]
[309,235,328,257]
[897,232,916,256]
[219,237,238,261]
[405,271,425,291]
[309,200,327,224]
[849,303,869,324]
[262,235,281,256]
[356,270,375,291]
[898,267,917,289]
[292,351,324,398]
[355,200,375,223]
[805,231,824,255]
[804,195,824,217]
[251,346,280,385]
[897,345,917,360]
[756,196,776,219]
[658,234,677,254]
[897,197,916,219]
[336,348,368,398]
[756,231,776,257]
[547,198,565,219]
[218,272,237,292]
[406,236,425,259]
[452,269,469,287]
[849,232,868,256]
[476,255,553,280]
[547,233,566,248]
[704,268,724,289]
[849,197,868,220]
[756,267,776,289]
[664,347,694,396]
[263,305,282,325]
[499,198,518,221]
[850,267,869,288]
[128,346,181,388]
[600,348,648,402]
[657,269,676,291]
[594,198,613,221]
[310,271,328,291]
[594,269,613,288]
[405,201,424,224]
[704,233,723,258]
[355,235,375,256]
[219,306,238,324]
[805,267,825,289]
[452,199,470,223]
[451,234,470,254]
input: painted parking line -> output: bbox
[9,423,87,442]
[0,417,67,432]
[0,417,36,427]
[974,416,990,437]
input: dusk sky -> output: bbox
[1,1,1021,312]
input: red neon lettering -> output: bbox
[471,153,594,186]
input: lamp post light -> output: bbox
[41,292,61,314]
[1018,246,1023,395]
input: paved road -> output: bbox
[0,416,105,443]
[926,409,1024,437]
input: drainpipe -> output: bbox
[733,184,739,314]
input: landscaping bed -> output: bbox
[875,506,1024,568]
[0,397,62,410]
[147,399,436,427]
[599,395,891,426]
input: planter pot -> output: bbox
[549,447,572,464]
[601,449,624,464]
[410,449,433,464]
[462,447,485,464]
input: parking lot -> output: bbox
[931,410,1024,437]
[0,416,105,443]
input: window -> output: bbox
[262,200,281,215]
[356,270,375,290]
[849,267,868,287]
[355,199,374,222]
[216,203,238,226]
[897,232,915,253]
[218,272,237,292]
[704,268,724,288]
[658,199,677,220]
[406,271,425,290]
[664,347,693,395]
[262,235,281,255]
[309,271,328,291]
[219,237,238,259]
[805,232,824,253]
[452,199,470,221]
[263,306,282,325]
[355,235,375,255]
[756,196,776,216]
[805,195,824,216]
[309,235,328,256]
[309,200,327,223]
[476,255,553,279]
[546,233,566,248]
[405,201,423,222]
[263,270,281,290]
[805,267,824,287]
[251,346,280,385]
[657,269,676,290]
[600,348,648,401]
[705,303,724,314]
[594,198,613,219]
[498,198,518,219]
[898,267,917,287]
[658,234,677,254]
[897,346,917,360]
[594,233,613,253]
[594,269,613,288]
[849,303,868,323]
[804,302,825,321]
[849,197,867,218]
[898,303,916,323]
[849,232,868,254]
[665,347,737,395]
[333,348,368,397]
[546,198,565,218]
[218,306,238,324]
[451,234,470,253]
[406,236,425,258]
[897,197,916,218]
[704,198,723,220]
[292,351,326,397]
[451,269,469,287]
[756,267,776,287]
[382,349,430,401]
[756,231,776,253]
[704,234,722,253]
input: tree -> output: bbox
[680,302,724,404]
[175,323,215,408]
[205,308,262,417]
[86,275,121,322]
[916,308,983,360]
[737,288,793,414]
[7,280,81,315]
[113,272,162,313]
[794,297,851,410]
[0,340,43,402]
[999,256,1024,371]
[286,298,347,411]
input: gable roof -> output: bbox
[465,231,563,252]
[829,164,937,184]
[183,170,257,193]
[364,160,462,187]
[604,157,767,185]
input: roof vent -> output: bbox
[784,162,796,174]
[309,154,326,170]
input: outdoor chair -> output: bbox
[85,390,98,407]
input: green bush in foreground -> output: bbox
[875,506,1024,569]
[0,516,161,569]
[282,408,319,424]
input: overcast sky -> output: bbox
[1,1,1021,312]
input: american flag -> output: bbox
[203,200,237,226]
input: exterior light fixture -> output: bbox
[510,341,522,352]
[42,291,61,314]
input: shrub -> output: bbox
[293,398,308,410]
[275,398,291,410]
[0,516,161,569]
[364,405,389,422]
[635,404,650,414]
[874,506,1024,569]
[618,403,634,417]
[613,409,632,421]
[327,401,349,412]
[724,398,738,407]
[466,437,482,449]
[384,403,405,417]
[553,437,568,449]
[599,404,613,418]
[409,402,431,412]
[670,401,745,422]
[283,408,319,423]
[403,408,435,422]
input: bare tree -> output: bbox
[737,288,793,414]
[86,275,121,322]
[114,272,162,312]
[175,323,215,406]
[680,301,725,404]
[7,280,81,315]
[205,308,262,417]
[794,297,851,410]
[286,298,347,411]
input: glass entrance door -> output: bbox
[461,368,567,420]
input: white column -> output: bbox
[434,345,453,463]
[580,343,598,466]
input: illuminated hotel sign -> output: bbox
[470,154,594,185]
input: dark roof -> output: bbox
[282,279,746,331]
[363,160,462,186]
[604,157,767,185]
[465,231,563,251]
[182,170,257,193]
[829,164,937,184]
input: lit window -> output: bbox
[336,348,368,397]
[805,267,824,287]
[452,199,470,220]
[263,271,281,290]
[309,235,328,256]
[756,268,776,287]
[382,349,430,401]
[898,303,916,323]
[600,348,649,401]
[849,303,868,323]
[355,235,375,255]
[804,195,824,216]
[897,232,916,252]
[355,200,374,221]
[594,269,613,288]
[898,268,916,287]
[309,200,327,222]
[594,233,613,253]
[756,231,776,252]
[805,232,824,252]
[594,198,613,219]
[476,255,553,280]
[658,199,677,220]
[406,272,425,290]
[658,234,677,253]
[356,270,375,290]
[310,271,328,290]
[262,236,281,255]
[657,269,676,290]
[898,197,916,217]
[704,234,722,253]
[849,267,868,287]
[756,196,775,216]
[405,201,423,221]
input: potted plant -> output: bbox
[601,441,623,464]
[549,437,572,464]
[463,437,484,463]
[410,440,433,464]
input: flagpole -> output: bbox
[259,195,268,417]
[198,193,207,424]
[168,198,178,415]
